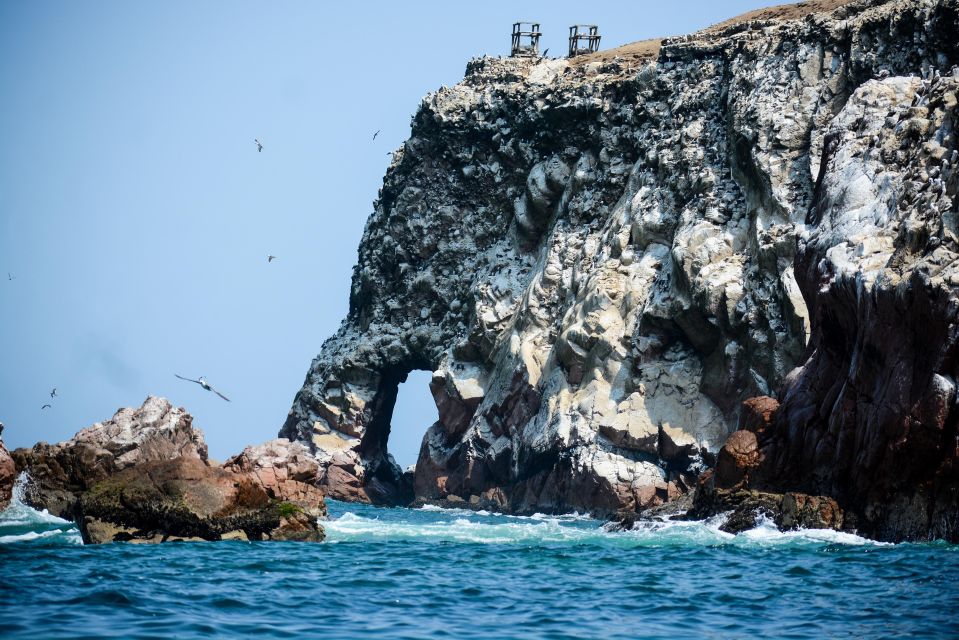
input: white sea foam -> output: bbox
[325,504,889,548]
[326,511,594,545]
[735,513,888,546]
[0,472,83,545]
[0,528,80,544]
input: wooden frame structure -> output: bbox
[511,22,541,57]
[568,25,601,57]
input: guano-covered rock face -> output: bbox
[281,0,959,538]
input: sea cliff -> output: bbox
[280,0,959,542]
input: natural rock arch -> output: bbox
[281,0,959,527]
[280,348,439,505]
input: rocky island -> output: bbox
[10,397,325,543]
[277,0,959,542]
[5,0,958,545]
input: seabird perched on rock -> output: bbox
[175,374,230,401]
[50,388,57,398]
[268,255,277,263]
[373,130,380,141]
[254,138,263,153]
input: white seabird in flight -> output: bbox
[175,374,231,401]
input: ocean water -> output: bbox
[1,481,958,639]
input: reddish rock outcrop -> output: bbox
[78,457,323,543]
[12,396,208,517]
[14,397,326,544]
[738,397,780,436]
[714,430,762,490]
[223,439,326,515]
[690,398,846,535]
[0,423,16,510]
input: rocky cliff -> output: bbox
[281,0,959,540]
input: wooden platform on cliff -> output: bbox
[569,0,858,67]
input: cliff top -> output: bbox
[570,0,859,66]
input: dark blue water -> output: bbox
[1,487,958,639]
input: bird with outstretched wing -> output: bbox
[175,374,230,401]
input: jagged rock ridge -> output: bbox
[280,0,959,539]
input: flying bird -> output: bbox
[543,48,549,57]
[50,388,57,398]
[254,138,263,152]
[267,255,277,263]
[41,404,51,410]
[7,273,11,281]
[373,130,380,141]
[175,374,230,401]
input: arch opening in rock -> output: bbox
[346,364,438,506]
[388,370,438,470]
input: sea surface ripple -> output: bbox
[1,497,958,639]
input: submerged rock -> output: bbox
[688,477,845,535]
[278,0,959,539]
[13,397,326,544]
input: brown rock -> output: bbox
[271,510,324,542]
[323,464,369,502]
[0,423,15,510]
[780,493,844,531]
[13,398,327,544]
[738,396,779,436]
[714,430,761,489]
[687,486,845,535]
[12,396,208,518]
[83,517,137,544]
[77,457,325,543]
[223,439,326,517]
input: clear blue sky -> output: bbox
[0,0,777,466]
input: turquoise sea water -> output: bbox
[1,483,958,639]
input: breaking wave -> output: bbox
[0,472,82,546]
[324,501,885,548]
